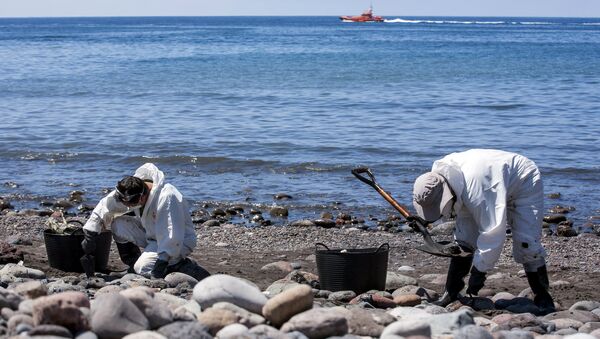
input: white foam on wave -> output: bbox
[384,18,565,26]
[519,21,552,25]
[384,18,422,23]
[384,18,506,25]
[582,22,600,26]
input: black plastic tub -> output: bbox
[43,229,112,273]
[316,242,389,294]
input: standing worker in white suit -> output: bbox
[80,163,210,281]
[412,149,555,315]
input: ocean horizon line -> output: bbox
[1,15,600,19]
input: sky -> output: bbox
[1,0,600,18]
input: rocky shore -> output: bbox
[0,195,600,338]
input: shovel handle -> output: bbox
[315,243,330,251]
[352,167,411,219]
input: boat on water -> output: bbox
[339,6,385,23]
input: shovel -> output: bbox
[351,167,472,258]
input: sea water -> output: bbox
[0,16,599,223]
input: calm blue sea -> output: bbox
[0,16,599,224]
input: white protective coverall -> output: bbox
[431,149,546,272]
[83,163,197,274]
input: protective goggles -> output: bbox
[114,186,145,205]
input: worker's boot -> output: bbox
[525,265,556,315]
[434,255,473,306]
[168,258,211,282]
[116,242,141,273]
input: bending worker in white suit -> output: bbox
[81,163,210,281]
[412,149,555,315]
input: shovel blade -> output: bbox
[416,241,473,258]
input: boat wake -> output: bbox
[383,18,558,25]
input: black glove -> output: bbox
[406,215,429,232]
[150,259,169,279]
[81,229,99,255]
[466,266,487,296]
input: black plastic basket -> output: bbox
[316,242,389,294]
[43,229,113,273]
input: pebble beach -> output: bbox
[1,195,599,339]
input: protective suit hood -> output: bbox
[133,163,165,218]
[133,163,165,189]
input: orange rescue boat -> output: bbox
[339,6,385,23]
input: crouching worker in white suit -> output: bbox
[80,163,210,281]
[412,149,555,315]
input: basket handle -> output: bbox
[375,243,390,253]
[315,243,330,251]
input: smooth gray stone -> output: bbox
[74,331,98,339]
[0,287,23,309]
[215,323,248,338]
[493,329,535,339]
[381,319,430,338]
[369,308,397,326]
[212,302,265,327]
[157,321,212,339]
[385,272,417,290]
[192,274,267,314]
[418,304,449,314]
[579,322,600,333]
[388,306,431,321]
[120,287,173,330]
[332,306,384,337]
[543,310,599,323]
[563,333,599,339]
[0,264,45,279]
[18,298,34,315]
[154,293,188,310]
[280,308,348,338]
[15,322,32,334]
[265,280,302,298]
[553,328,578,335]
[328,290,356,302]
[47,282,86,294]
[569,301,600,312]
[122,330,168,339]
[90,293,149,339]
[122,277,168,290]
[248,324,288,339]
[285,331,309,339]
[428,308,475,336]
[164,272,198,289]
[455,324,493,339]
[171,307,196,322]
[8,313,33,335]
[28,324,73,338]
[13,280,48,298]
[95,285,124,295]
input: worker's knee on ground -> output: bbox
[133,252,158,275]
